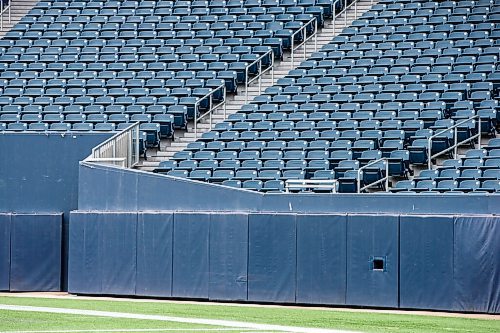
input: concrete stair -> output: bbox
[139,0,377,171]
[0,1,39,37]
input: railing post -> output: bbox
[477,117,482,149]
[314,19,317,52]
[245,66,249,104]
[427,138,432,170]
[385,161,389,192]
[1,1,3,31]
[223,86,227,118]
[357,170,361,193]
[454,127,458,159]
[291,34,295,69]
[355,0,358,20]
[344,0,348,27]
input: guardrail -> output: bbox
[84,122,140,168]
[285,179,338,193]
[427,115,482,169]
[332,0,362,34]
[194,84,227,136]
[0,0,11,31]
[357,158,389,193]
[245,49,274,104]
[290,17,318,69]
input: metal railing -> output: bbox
[332,0,362,34]
[357,158,389,193]
[244,49,274,104]
[84,122,140,168]
[0,0,11,31]
[285,179,338,193]
[427,115,482,169]
[290,17,318,69]
[194,84,227,136]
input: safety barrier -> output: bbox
[194,84,227,136]
[333,0,362,33]
[290,17,318,69]
[0,0,11,31]
[427,115,481,169]
[357,158,389,193]
[244,49,274,104]
[285,179,338,193]
[84,122,140,168]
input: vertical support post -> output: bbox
[1,1,3,31]
[478,117,482,149]
[454,127,458,159]
[355,0,358,20]
[357,170,361,193]
[344,0,348,27]
[427,138,432,170]
[245,67,249,104]
[385,161,389,192]
[291,36,295,70]
[223,86,227,118]
[314,19,317,52]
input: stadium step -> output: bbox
[0,1,39,37]
[138,0,378,170]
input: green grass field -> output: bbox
[0,296,498,333]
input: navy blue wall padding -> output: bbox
[100,213,137,295]
[172,213,210,298]
[68,212,101,294]
[209,214,248,301]
[454,216,500,314]
[0,214,10,291]
[0,133,111,291]
[136,213,173,297]
[78,163,500,216]
[347,215,399,308]
[10,214,62,291]
[296,214,347,305]
[399,215,454,310]
[248,214,296,303]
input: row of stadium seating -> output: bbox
[0,0,340,140]
[152,0,500,192]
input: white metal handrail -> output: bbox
[194,84,227,136]
[290,17,318,69]
[427,115,482,169]
[332,0,362,34]
[285,179,338,193]
[0,0,11,31]
[85,122,140,168]
[357,158,389,193]
[244,49,274,104]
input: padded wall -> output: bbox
[100,213,137,295]
[248,214,296,303]
[136,212,173,297]
[209,213,248,301]
[68,212,101,294]
[68,212,137,295]
[172,213,210,298]
[10,214,62,291]
[454,216,500,314]
[0,214,10,291]
[400,215,454,310]
[296,214,347,305]
[347,215,399,308]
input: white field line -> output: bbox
[0,330,266,333]
[0,305,360,333]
